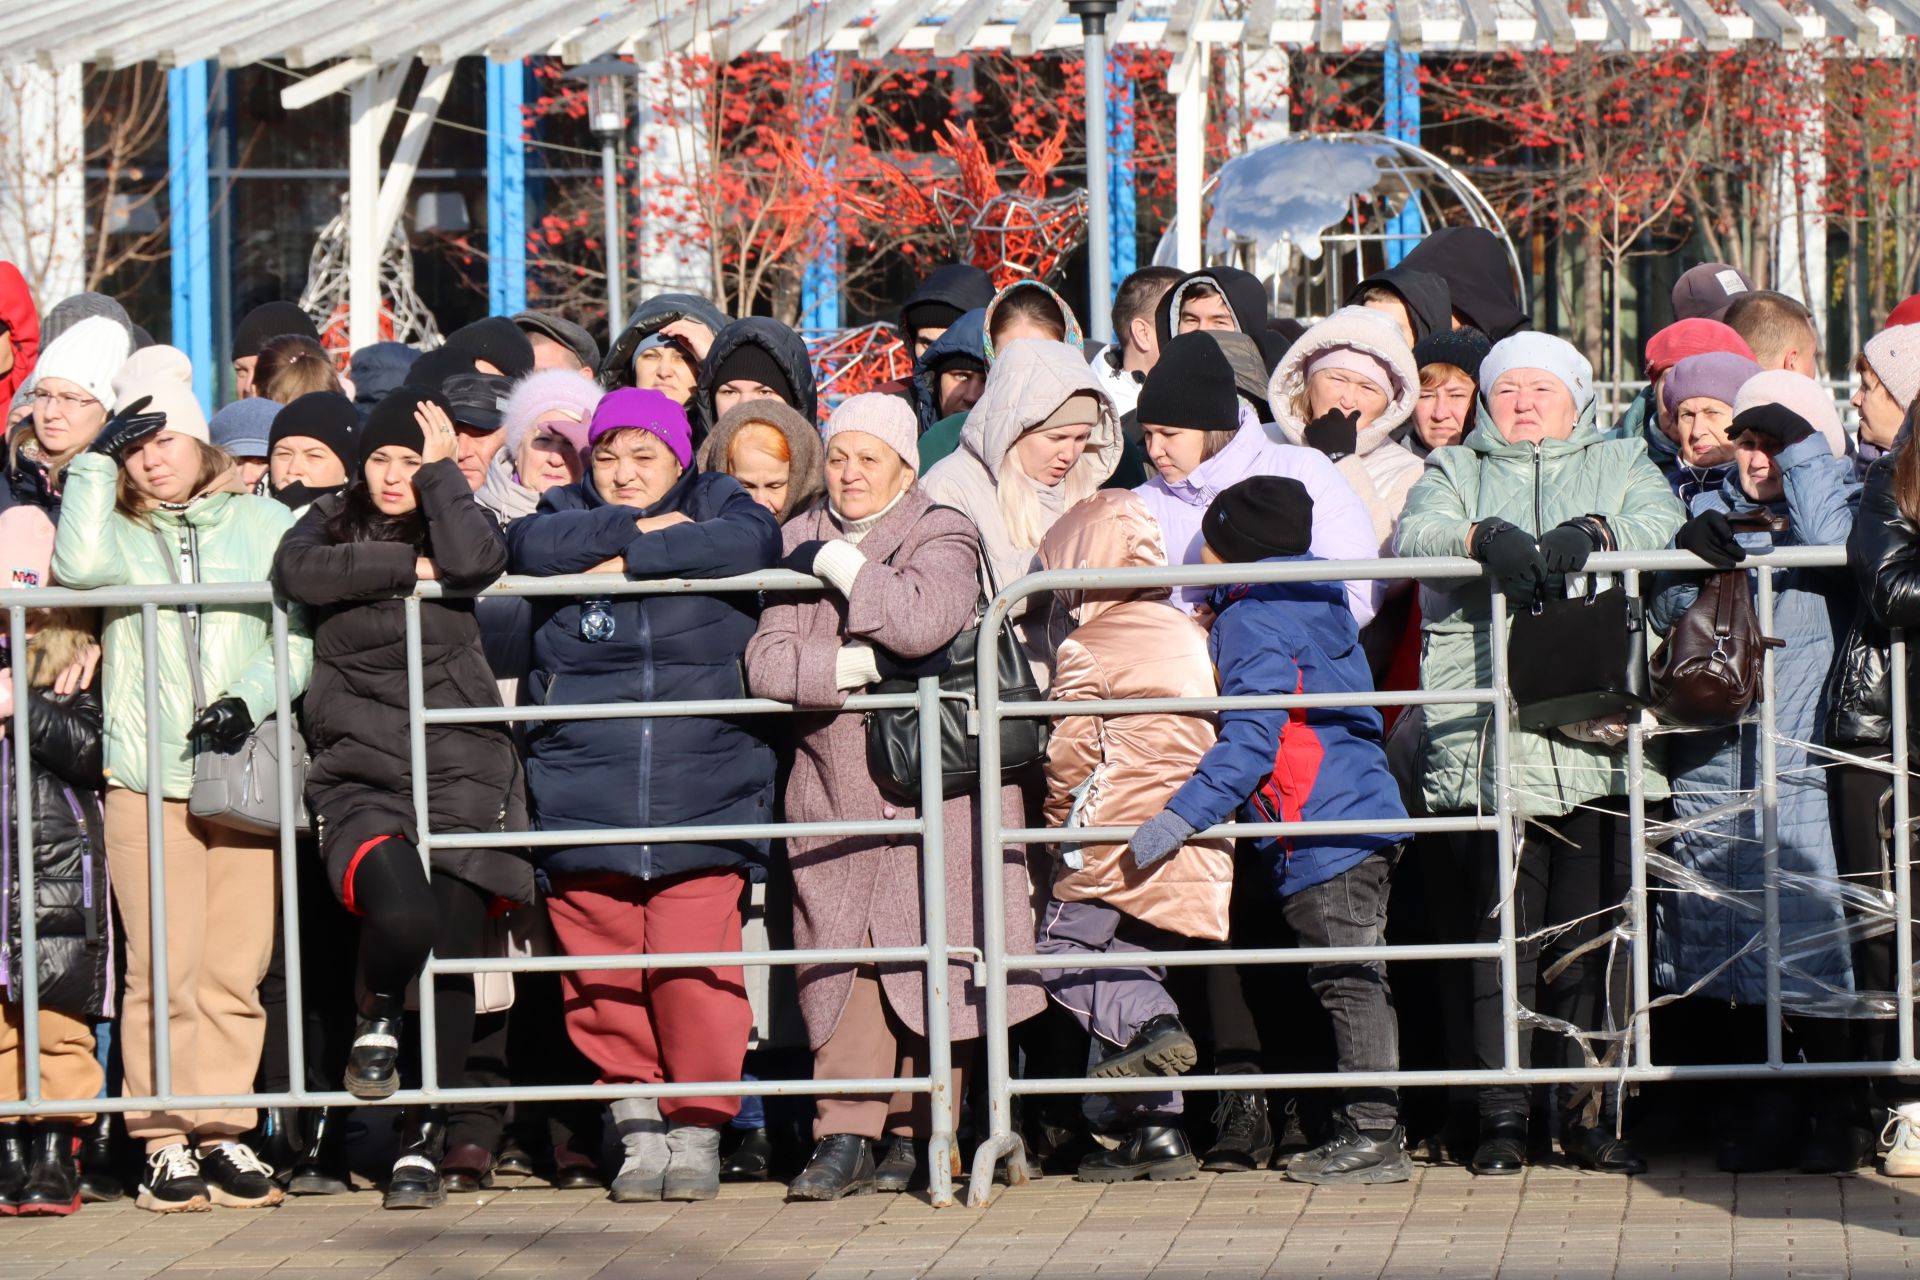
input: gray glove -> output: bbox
[1129,809,1197,871]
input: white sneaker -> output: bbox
[1881,1106,1920,1176]
[610,1098,668,1202]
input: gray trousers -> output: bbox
[1037,896,1183,1120]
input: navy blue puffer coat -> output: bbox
[507,461,782,885]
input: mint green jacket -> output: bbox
[50,454,314,798]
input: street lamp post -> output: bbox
[1070,0,1119,344]
[576,58,640,335]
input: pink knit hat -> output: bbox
[1733,370,1847,458]
[0,507,55,590]
[1865,323,1920,412]
[503,369,601,463]
[1305,345,1395,396]
[824,393,918,472]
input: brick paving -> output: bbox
[9,1159,1920,1279]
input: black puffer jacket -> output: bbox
[273,460,534,906]
[695,318,818,440]
[0,686,110,1020]
[1840,453,1920,749]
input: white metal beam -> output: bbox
[1733,0,1800,46]
[34,0,233,70]
[487,2,624,64]
[1529,0,1577,48]
[1389,0,1423,53]
[1011,0,1067,55]
[1666,0,1731,47]
[784,0,869,59]
[861,0,940,56]
[1173,40,1205,271]
[710,0,804,62]
[287,0,445,67]
[348,69,384,351]
[1870,0,1920,34]
[393,0,552,63]
[373,59,455,244]
[934,0,1005,56]
[279,56,378,111]
[1318,0,1342,51]
[1593,0,1653,50]
[1457,0,1500,50]
[1799,0,1878,41]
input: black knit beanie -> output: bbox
[268,392,360,473]
[358,388,451,469]
[233,301,320,361]
[710,341,796,406]
[1202,476,1314,563]
[1413,326,1493,383]
[1137,331,1240,432]
[444,316,536,378]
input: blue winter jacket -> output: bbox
[1164,559,1412,897]
[1650,436,1859,1008]
[507,463,782,885]
[912,308,986,434]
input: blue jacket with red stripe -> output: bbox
[1165,558,1411,897]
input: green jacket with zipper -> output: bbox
[49,453,314,799]
[1393,401,1685,817]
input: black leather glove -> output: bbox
[1675,509,1747,570]
[782,540,827,576]
[1302,408,1361,461]
[1469,518,1545,605]
[88,396,168,459]
[189,697,255,754]
[1731,402,1815,449]
[1537,519,1606,575]
[874,647,953,682]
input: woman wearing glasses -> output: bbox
[5,317,130,518]
[506,387,781,1205]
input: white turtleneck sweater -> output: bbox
[825,491,908,690]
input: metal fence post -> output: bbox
[1487,585,1521,1078]
[272,602,308,1101]
[8,605,39,1103]
[1625,570,1652,1069]
[1757,569,1783,1067]
[1894,630,1914,1068]
[917,675,957,1208]
[143,602,173,1099]
[404,595,438,1093]
[966,596,1021,1208]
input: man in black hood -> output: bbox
[695,318,818,441]
[1152,266,1269,346]
[1396,227,1531,341]
[1346,266,1452,347]
[898,263,995,364]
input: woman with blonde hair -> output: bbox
[250,334,342,405]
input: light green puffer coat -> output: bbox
[49,453,314,798]
[1393,402,1685,817]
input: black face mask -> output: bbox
[272,480,343,511]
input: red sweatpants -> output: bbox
[545,868,750,1126]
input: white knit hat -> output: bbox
[112,346,209,444]
[1865,323,1920,412]
[29,314,131,413]
[1478,331,1595,414]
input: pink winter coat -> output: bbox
[744,490,1046,1047]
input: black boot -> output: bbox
[1201,1091,1273,1172]
[1076,1121,1199,1183]
[1801,1088,1874,1174]
[16,1123,81,1216]
[77,1114,122,1203]
[287,1109,352,1196]
[787,1134,875,1201]
[873,1136,917,1194]
[346,993,404,1100]
[720,1127,772,1182]
[1564,1124,1648,1175]
[0,1125,30,1214]
[1470,1115,1528,1176]
[384,1108,446,1210]
[1089,1016,1199,1080]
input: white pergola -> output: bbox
[0,0,1892,343]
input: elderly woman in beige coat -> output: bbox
[919,339,1122,689]
[745,394,1044,1203]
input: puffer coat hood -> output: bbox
[982,281,1084,364]
[0,261,41,404]
[599,292,731,392]
[695,317,818,438]
[1267,306,1423,553]
[1347,265,1453,343]
[696,396,825,523]
[1398,227,1531,341]
[1153,266,1268,346]
[1037,487,1172,625]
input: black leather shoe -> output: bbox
[287,1109,351,1196]
[494,1142,535,1178]
[439,1142,495,1193]
[0,1124,32,1213]
[77,1114,122,1203]
[1470,1118,1528,1176]
[345,994,404,1101]
[16,1123,81,1216]
[721,1127,772,1182]
[787,1134,875,1201]
[1076,1122,1199,1183]
[1201,1091,1273,1172]
[384,1108,447,1210]
[549,1145,603,1190]
[1090,1015,1199,1080]
[873,1136,917,1193]
[1564,1125,1647,1175]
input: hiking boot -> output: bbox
[1271,1098,1314,1170]
[1286,1120,1413,1185]
[787,1134,875,1201]
[344,994,404,1101]
[16,1123,82,1216]
[136,1143,210,1213]
[720,1127,772,1182]
[198,1141,282,1208]
[1089,1015,1199,1080]
[383,1109,447,1211]
[873,1136,917,1193]
[1201,1091,1273,1172]
[77,1114,122,1204]
[1075,1122,1199,1183]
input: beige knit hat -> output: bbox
[111,346,209,444]
[824,392,918,472]
[1865,323,1920,411]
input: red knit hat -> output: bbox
[1888,294,1920,330]
[1643,318,1755,380]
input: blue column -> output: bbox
[799,53,841,332]
[487,60,528,316]
[1382,41,1422,267]
[167,61,214,412]
[1107,52,1137,287]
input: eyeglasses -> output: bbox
[29,389,99,411]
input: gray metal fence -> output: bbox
[3,547,1910,1213]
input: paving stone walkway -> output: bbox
[9,1159,1920,1279]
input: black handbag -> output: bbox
[1507,577,1651,732]
[863,523,1049,803]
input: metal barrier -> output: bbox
[4,547,1913,1214]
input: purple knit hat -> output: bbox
[588,387,693,469]
[1662,351,1762,416]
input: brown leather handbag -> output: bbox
[1648,510,1788,728]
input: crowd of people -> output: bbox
[1,237,1919,1220]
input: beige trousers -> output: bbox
[0,1006,101,1124]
